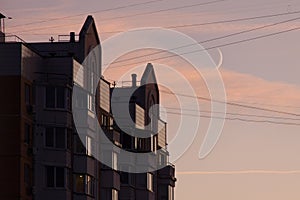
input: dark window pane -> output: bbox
[75,136,86,154]
[46,166,54,187]
[120,172,129,184]
[67,169,72,189]
[55,128,65,148]
[46,87,55,108]
[45,128,54,147]
[56,167,65,187]
[24,164,30,185]
[24,123,30,144]
[56,87,65,108]
[75,174,85,193]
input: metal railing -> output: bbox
[0,34,26,43]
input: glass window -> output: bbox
[87,175,95,196]
[55,128,65,148]
[46,166,65,188]
[112,189,118,200]
[56,87,65,108]
[112,152,118,170]
[168,186,174,200]
[74,174,95,196]
[75,174,85,193]
[24,123,30,144]
[74,136,86,154]
[46,166,55,187]
[147,173,153,192]
[45,127,66,149]
[24,164,30,185]
[45,127,54,147]
[45,86,66,109]
[46,86,55,108]
[56,167,65,187]
[86,136,92,156]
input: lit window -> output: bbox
[147,173,153,192]
[112,152,118,170]
[74,174,95,196]
[112,189,118,200]
[168,185,174,200]
[74,174,85,193]
[46,166,65,188]
[74,135,94,156]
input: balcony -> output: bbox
[0,34,26,43]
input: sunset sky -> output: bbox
[2,0,300,199]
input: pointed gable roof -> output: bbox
[79,15,100,44]
[141,63,158,85]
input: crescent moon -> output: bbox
[217,48,223,69]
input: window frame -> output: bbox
[45,127,69,150]
[45,166,66,188]
[45,86,70,109]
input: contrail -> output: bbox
[177,170,300,175]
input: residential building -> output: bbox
[0,14,175,200]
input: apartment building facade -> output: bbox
[0,15,175,200]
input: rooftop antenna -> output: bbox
[49,36,55,43]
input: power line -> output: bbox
[163,106,300,121]
[103,15,300,66]
[8,0,165,29]
[160,90,300,117]
[164,111,300,126]
[100,9,300,35]
[12,4,300,35]
[106,25,300,69]
[8,0,225,32]
[97,0,227,22]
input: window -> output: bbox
[112,189,118,200]
[46,166,65,188]
[101,114,108,128]
[74,174,95,196]
[45,127,68,149]
[75,174,85,193]
[168,186,174,200]
[147,173,153,192]
[24,123,30,144]
[46,86,66,109]
[74,135,94,156]
[24,164,30,185]
[74,135,86,154]
[25,84,31,105]
[87,94,95,112]
[87,175,95,196]
[112,152,118,170]
[86,136,92,156]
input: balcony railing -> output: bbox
[0,34,26,43]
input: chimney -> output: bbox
[131,74,137,87]
[70,32,75,42]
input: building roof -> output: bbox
[0,13,5,19]
[79,15,100,44]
